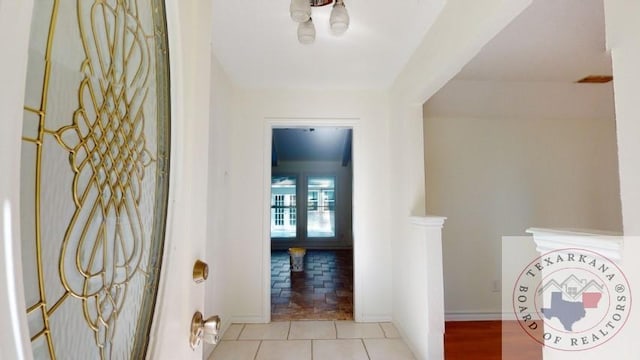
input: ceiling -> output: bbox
[455,0,611,82]
[272,128,352,164]
[211,0,445,89]
[211,0,611,89]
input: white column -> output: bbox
[393,216,446,360]
[602,1,640,358]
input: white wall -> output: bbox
[225,89,392,323]
[424,80,623,318]
[388,1,533,358]
[605,0,640,235]
[601,0,640,358]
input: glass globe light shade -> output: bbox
[330,2,349,35]
[290,0,311,23]
[297,18,316,44]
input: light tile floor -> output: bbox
[209,321,415,360]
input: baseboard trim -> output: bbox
[357,315,392,323]
[445,312,517,321]
[229,314,393,323]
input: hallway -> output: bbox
[209,320,415,359]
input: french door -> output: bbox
[271,175,336,241]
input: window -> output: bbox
[271,176,296,238]
[274,195,285,225]
[289,195,297,226]
[308,190,318,211]
[271,175,337,239]
[307,177,336,238]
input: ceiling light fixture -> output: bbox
[290,0,350,44]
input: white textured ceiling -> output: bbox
[211,0,445,89]
[456,0,611,82]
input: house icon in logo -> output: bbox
[538,275,604,311]
[538,275,604,302]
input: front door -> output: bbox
[1,0,212,359]
[19,0,171,358]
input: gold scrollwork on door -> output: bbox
[21,0,170,358]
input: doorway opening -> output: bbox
[269,127,354,320]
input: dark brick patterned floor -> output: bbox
[271,249,353,321]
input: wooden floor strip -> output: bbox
[444,321,542,360]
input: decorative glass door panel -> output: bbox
[20,0,171,358]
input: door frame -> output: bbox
[262,118,360,322]
[0,1,39,358]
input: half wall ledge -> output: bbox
[526,227,623,264]
[409,215,447,228]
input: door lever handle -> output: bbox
[190,311,221,349]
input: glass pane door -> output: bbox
[20,0,171,358]
[271,176,297,238]
[307,177,335,238]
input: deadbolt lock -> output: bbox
[193,259,209,283]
